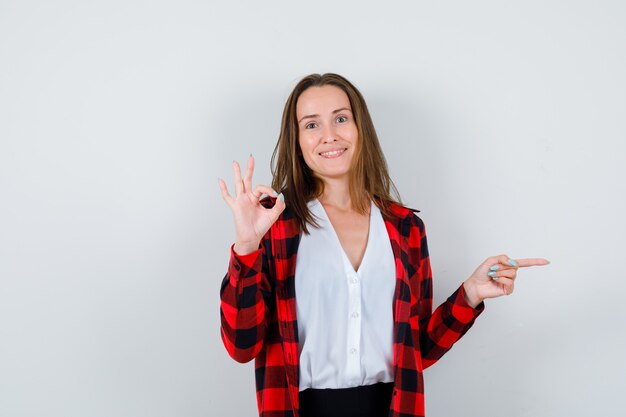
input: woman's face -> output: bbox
[296,85,358,184]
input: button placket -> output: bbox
[345,270,362,382]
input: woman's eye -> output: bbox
[336,116,347,123]
[305,122,317,129]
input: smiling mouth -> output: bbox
[319,148,347,158]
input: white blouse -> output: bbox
[295,198,397,391]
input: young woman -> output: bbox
[218,73,549,417]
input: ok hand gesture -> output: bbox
[218,155,286,255]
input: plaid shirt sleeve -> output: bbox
[410,213,485,369]
[219,236,274,364]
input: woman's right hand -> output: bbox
[218,154,286,255]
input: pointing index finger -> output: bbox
[515,258,551,267]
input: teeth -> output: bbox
[320,149,345,156]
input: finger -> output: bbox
[487,254,519,269]
[487,263,517,272]
[243,154,254,194]
[489,268,517,280]
[496,277,515,295]
[270,193,287,220]
[516,258,551,268]
[218,178,234,207]
[252,184,278,199]
[233,160,244,195]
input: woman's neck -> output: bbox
[317,178,366,212]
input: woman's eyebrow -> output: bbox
[332,107,352,114]
[298,107,352,123]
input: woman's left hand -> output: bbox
[462,255,550,308]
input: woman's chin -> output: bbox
[314,170,351,182]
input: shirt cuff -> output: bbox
[227,243,263,286]
[447,283,485,323]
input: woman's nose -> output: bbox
[321,125,337,142]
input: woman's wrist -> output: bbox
[233,241,260,256]
[462,278,483,309]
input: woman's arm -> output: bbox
[410,214,549,369]
[217,155,285,363]
[219,237,274,363]
[409,215,485,369]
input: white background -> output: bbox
[1,1,625,416]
